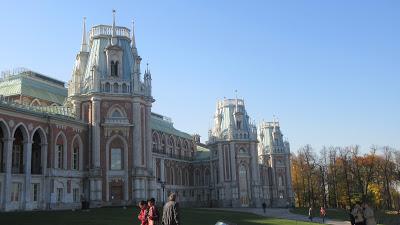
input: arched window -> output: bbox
[12,127,26,174]
[161,136,166,153]
[113,83,119,93]
[110,148,122,170]
[168,137,174,155]
[278,175,284,186]
[72,147,79,170]
[105,83,111,92]
[152,133,159,152]
[111,109,123,118]
[72,135,82,171]
[111,61,119,77]
[54,133,66,169]
[122,83,127,93]
[31,131,42,174]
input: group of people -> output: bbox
[307,202,376,225]
[308,206,327,223]
[137,193,180,225]
[349,202,376,225]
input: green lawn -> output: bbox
[290,207,400,225]
[0,207,318,225]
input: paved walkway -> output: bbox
[205,208,350,225]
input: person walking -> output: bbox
[148,198,159,225]
[348,206,356,225]
[262,202,267,214]
[162,193,180,225]
[320,206,326,223]
[363,203,377,225]
[138,200,149,225]
[308,207,314,222]
[352,203,365,225]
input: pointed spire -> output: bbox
[111,9,118,45]
[80,17,88,52]
[112,9,116,37]
[131,19,136,48]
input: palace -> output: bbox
[0,13,293,211]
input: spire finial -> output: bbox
[112,9,116,37]
[131,19,136,48]
[111,9,118,45]
[80,17,88,52]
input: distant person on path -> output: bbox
[362,203,376,225]
[308,207,314,222]
[162,193,180,225]
[348,206,356,225]
[352,203,365,225]
[262,202,267,214]
[320,206,326,223]
[138,200,149,225]
[148,198,159,225]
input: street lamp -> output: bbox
[158,178,166,206]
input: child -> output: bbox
[138,200,149,225]
[147,198,159,225]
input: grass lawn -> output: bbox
[0,207,319,225]
[290,207,400,225]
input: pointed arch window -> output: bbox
[111,109,123,118]
[105,83,111,92]
[113,83,119,93]
[72,147,79,170]
[111,61,119,77]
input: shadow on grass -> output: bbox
[0,207,318,225]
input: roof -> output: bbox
[0,72,67,104]
[150,113,193,140]
[194,145,211,160]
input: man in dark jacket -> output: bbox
[162,193,180,225]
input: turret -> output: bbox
[208,97,257,143]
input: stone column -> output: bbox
[250,142,260,183]
[132,100,144,201]
[217,143,223,184]
[3,138,13,211]
[160,159,165,182]
[250,142,261,207]
[145,105,155,198]
[91,97,101,168]
[73,100,81,120]
[229,142,236,181]
[41,143,48,209]
[90,96,102,203]
[24,141,32,210]
[132,101,142,168]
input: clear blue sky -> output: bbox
[1,0,399,152]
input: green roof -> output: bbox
[150,113,192,139]
[0,73,67,105]
[195,145,211,160]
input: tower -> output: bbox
[67,11,155,206]
[208,97,260,207]
[258,119,293,207]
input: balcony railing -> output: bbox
[90,25,130,39]
[152,149,193,161]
